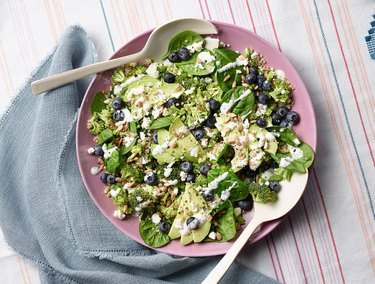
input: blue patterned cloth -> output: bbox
[365,14,375,59]
[0,26,278,284]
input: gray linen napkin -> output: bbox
[0,26,278,284]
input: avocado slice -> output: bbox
[168,184,211,245]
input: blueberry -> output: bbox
[257,93,270,105]
[208,99,220,113]
[186,217,199,230]
[186,173,196,183]
[199,164,211,175]
[152,131,158,144]
[277,106,289,118]
[269,180,281,192]
[144,172,157,185]
[202,190,214,201]
[245,73,257,84]
[193,128,205,140]
[271,113,282,125]
[180,161,193,173]
[249,67,258,75]
[167,97,180,108]
[237,197,254,211]
[203,115,216,128]
[159,221,171,234]
[177,47,190,60]
[112,110,125,122]
[107,174,116,184]
[94,145,104,156]
[269,159,279,169]
[168,52,179,62]
[164,72,175,83]
[286,111,300,124]
[100,172,109,184]
[262,81,272,91]
[112,97,124,110]
[256,117,267,128]
[257,75,266,86]
[280,119,293,128]
[244,166,257,179]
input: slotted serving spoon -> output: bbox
[202,172,309,284]
[31,18,218,95]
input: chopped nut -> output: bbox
[238,124,244,132]
[136,100,143,107]
[115,177,125,182]
[98,157,104,165]
[123,204,128,212]
[223,74,231,82]
[232,80,237,88]
[165,199,171,207]
[228,137,236,144]
[246,66,249,74]
[225,116,231,123]
[216,232,222,241]
[241,75,246,82]
[264,141,269,150]
[170,140,177,148]
[104,186,110,194]
[175,85,182,92]
[242,83,250,87]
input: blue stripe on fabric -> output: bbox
[100,0,116,52]
[312,0,374,220]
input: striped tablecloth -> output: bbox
[0,1,374,283]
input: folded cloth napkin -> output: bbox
[0,26,278,284]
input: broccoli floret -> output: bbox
[128,187,153,212]
[111,185,128,207]
[127,64,147,77]
[248,182,277,203]
[159,194,182,221]
[268,79,293,107]
[112,67,126,84]
[120,163,144,183]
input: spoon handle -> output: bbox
[201,217,262,284]
[31,51,144,96]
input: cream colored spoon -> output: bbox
[202,172,309,284]
[31,18,218,95]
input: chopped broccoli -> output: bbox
[120,163,144,183]
[128,187,153,212]
[127,64,147,77]
[111,185,128,207]
[248,182,277,203]
[112,68,126,84]
[158,194,182,221]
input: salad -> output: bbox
[86,30,314,248]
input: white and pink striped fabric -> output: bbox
[0,1,374,283]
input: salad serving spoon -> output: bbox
[202,172,309,284]
[31,18,218,96]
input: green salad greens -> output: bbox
[87,30,314,248]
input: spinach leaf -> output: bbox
[208,168,249,201]
[162,30,203,59]
[267,126,300,146]
[105,149,120,173]
[221,87,255,117]
[213,200,237,242]
[150,116,173,129]
[214,48,243,92]
[98,129,113,144]
[271,142,314,173]
[139,219,171,248]
[90,92,106,114]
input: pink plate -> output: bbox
[76,21,317,257]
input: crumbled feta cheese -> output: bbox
[255,103,267,116]
[289,146,304,160]
[217,62,237,73]
[151,107,162,119]
[207,152,217,161]
[102,144,118,159]
[163,59,172,66]
[141,156,150,164]
[190,146,199,158]
[180,171,188,181]
[194,211,207,224]
[293,138,301,145]
[164,167,173,177]
[87,147,95,154]
[190,202,198,213]
[110,188,121,198]
[166,179,178,186]
[130,85,145,95]
[279,157,293,167]
[113,85,122,95]
[141,117,151,129]
[152,138,170,155]
[186,41,204,54]
[208,231,216,240]
[250,52,259,59]
[146,63,159,78]
[204,77,213,84]
[275,69,285,79]
[262,168,274,180]
[173,187,178,195]
[90,166,100,175]
[185,87,195,95]
[204,37,219,50]
[140,132,146,141]
[198,51,215,63]
[236,55,248,66]
[123,137,134,148]
[151,213,161,225]
[201,138,208,147]
[114,209,126,219]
